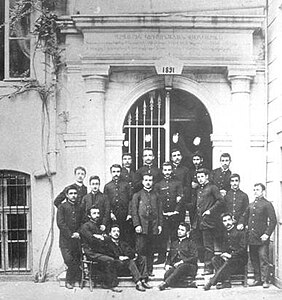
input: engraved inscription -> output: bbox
[83,31,252,61]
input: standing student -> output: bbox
[224,173,249,225]
[80,175,110,230]
[187,151,205,226]
[56,185,83,289]
[154,161,183,264]
[121,153,136,194]
[170,148,190,222]
[193,168,224,275]
[134,148,162,192]
[131,173,163,276]
[54,166,87,208]
[210,153,232,197]
[104,164,132,241]
[238,183,277,288]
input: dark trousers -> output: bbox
[135,232,156,274]
[210,255,247,285]
[249,243,270,282]
[157,215,180,260]
[164,263,198,287]
[84,250,117,288]
[113,256,147,283]
[60,245,81,284]
[202,228,217,271]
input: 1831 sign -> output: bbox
[155,57,183,75]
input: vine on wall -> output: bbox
[2,0,65,282]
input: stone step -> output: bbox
[58,262,254,288]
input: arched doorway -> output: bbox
[123,88,212,170]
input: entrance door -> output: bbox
[123,88,212,169]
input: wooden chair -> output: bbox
[80,246,99,292]
[230,264,248,287]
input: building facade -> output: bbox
[267,0,282,288]
[0,0,280,286]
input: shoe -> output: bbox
[111,287,122,293]
[187,281,198,288]
[136,281,146,292]
[216,282,231,289]
[203,282,211,291]
[202,269,213,276]
[249,280,263,287]
[263,282,270,288]
[158,282,167,291]
[142,281,153,289]
[65,282,74,289]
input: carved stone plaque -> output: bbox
[83,30,253,62]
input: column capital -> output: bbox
[228,66,256,94]
[83,74,107,94]
[227,66,256,92]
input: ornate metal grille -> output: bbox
[0,171,31,273]
[123,89,171,169]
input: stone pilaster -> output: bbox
[83,74,107,184]
[228,67,255,187]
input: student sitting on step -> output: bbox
[104,224,152,292]
[158,222,198,290]
[203,212,248,290]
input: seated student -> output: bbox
[80,206,122,293]
[80,175,110,231]
[104,224,152,292]
[158,223,198,291]
[204,212,248,290]
[54,166,87,208]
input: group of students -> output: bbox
[55,148,277,292]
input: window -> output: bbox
[0,0,31,81]
[0,170,31,273]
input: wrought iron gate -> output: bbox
[0,171,31,273]
[123,89,171,169]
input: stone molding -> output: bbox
[63,133,87,148]
[105,135,124,147]
[61,15,264,31]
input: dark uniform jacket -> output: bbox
[104,237,135,260]
[241,197,277,245]
[210,168,231,192]
[134,164,162,192]
[54,183,87,208]
[104,179,131,222]
[80,191,110,225]
[154,177,183,213]
[80,220,106,255]
[194,182,224,230]
[166,236,198,266]
[172,164,190,190]
[222,226,248,263]
[131,188,163,235]
[224,188,249,224]
[56,200,83,248]
[121,167,136,194]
